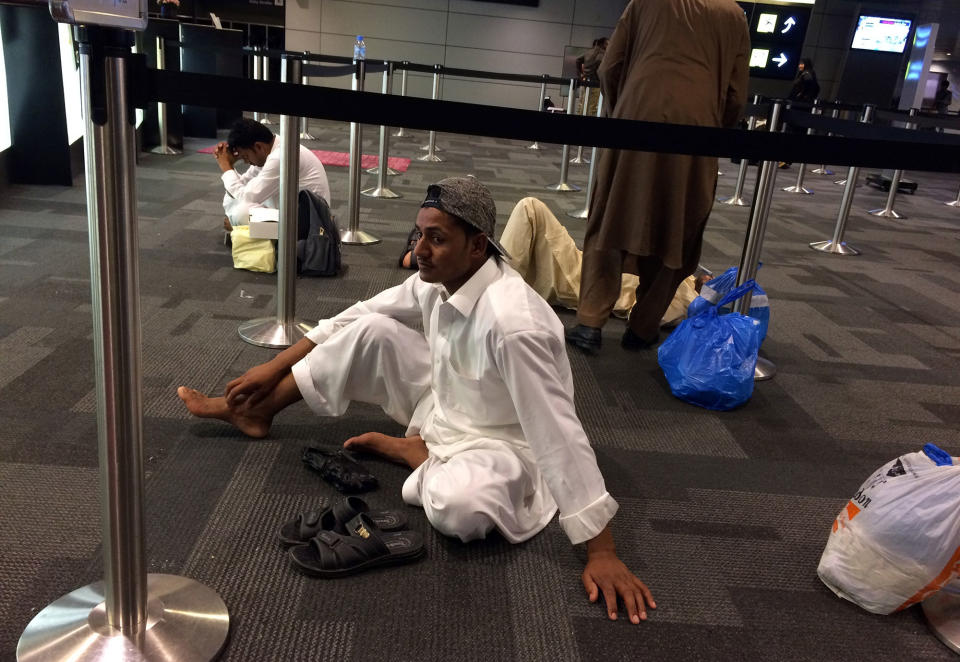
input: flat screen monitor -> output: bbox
[851,16,912,54]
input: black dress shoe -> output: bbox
[565,324,602,355]
[621,328,659,351]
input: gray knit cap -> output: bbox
[420,176,510,259]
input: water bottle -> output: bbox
[353,35,366,61]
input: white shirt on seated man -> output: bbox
[214,117,330,231]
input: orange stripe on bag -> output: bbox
[896,545,960,611]
[845,502,861,520]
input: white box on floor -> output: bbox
[248,208,279,240]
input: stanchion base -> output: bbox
[527,142,542,150]
[783,185,813,195]
[238,318,313,348]
[754,356,776,381]
[365,166,399,176]
[17,574,229,662]
[718,195,749,206]
[809,240,861,256]
[945,200,960,208]
[810,167,834,175]
[392,128,408,138]
[417,153,444,163]
[299,133,317,141]
[546,182,581,192]
[149,145,182,155]
[923,590,960,655]
[567,208,588,219]
[361,185,401,199]
[569,156,590,165]
[419,144,444,152]
[868,208,905,219]
[340,229,382,246]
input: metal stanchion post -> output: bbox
[810,105,876,255]
[783,101,819,195]
[811,106,837,175]
[946,183,960,208]
[342,60,381,245]
[363,62,401,198]
[239,56,313,348]
[719,94,761,206]
[393,64,409,138]
[259,51,274,125]
[923,589,960,655]
[299,53,316,140]
[149,36,181,155]
[545,78,581,192]
[868,108,917,219]
[17,26,229,662]
[527,75,548,150]
[366,62,398,177]
[733,100,784,382]
[418,65,444,162]
[568,93,604,219]
[252,46,262,123]
[569,83,590,164]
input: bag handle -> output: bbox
[716,279,758,308]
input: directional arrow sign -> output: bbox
[773,53,789,67]
[782,16,796,34]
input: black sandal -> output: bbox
[301,447,378,493]
[288,513,424,578]
[398,227,421,270]
[277,496,408,546]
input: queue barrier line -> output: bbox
[136,64,960,173]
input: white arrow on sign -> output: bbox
[773,53,789,67]
[782,16,796,34]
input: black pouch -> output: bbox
[301,447,378,493]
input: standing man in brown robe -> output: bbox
[566,0,750,354]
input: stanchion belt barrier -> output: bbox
[135,62,960,173]
[874,108,960,131]
[781,109,960,146]
[301,63,360,78]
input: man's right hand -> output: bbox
[224,362,284,412]
[213,141,236,172]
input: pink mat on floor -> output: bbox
[197,146,411,173]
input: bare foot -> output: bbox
[177,386,272,439]
[344,432,429,470]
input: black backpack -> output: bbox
[296,190,342,277]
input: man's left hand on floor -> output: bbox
[582,551,656,624]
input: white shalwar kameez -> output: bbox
[290,257,618,545]
[221,140,331,226]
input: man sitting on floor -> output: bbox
[400,196,708,328]
[215,118,331,232]
[178,177,656,624]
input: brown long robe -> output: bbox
[585,0,750,271]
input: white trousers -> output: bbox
[291,313,547,543]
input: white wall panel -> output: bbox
[446,14,572,55]
[320,32,445,66]
[321,0,447,43]
[444,46,562,78]
[570,24,614,48]
[286,29,323,53]
[573,1,628,28]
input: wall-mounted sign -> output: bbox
[738,1,812,80]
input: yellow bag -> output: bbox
[231,225,276,273]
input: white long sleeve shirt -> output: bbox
[304,258,618,545]
[221,139,330,211]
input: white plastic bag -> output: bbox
[817,443,960,614]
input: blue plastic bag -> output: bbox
[658,280,763,411]
[692,266,770,344]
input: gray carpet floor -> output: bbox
[1,118,959,661]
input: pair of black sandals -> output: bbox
[280,495,424,577]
